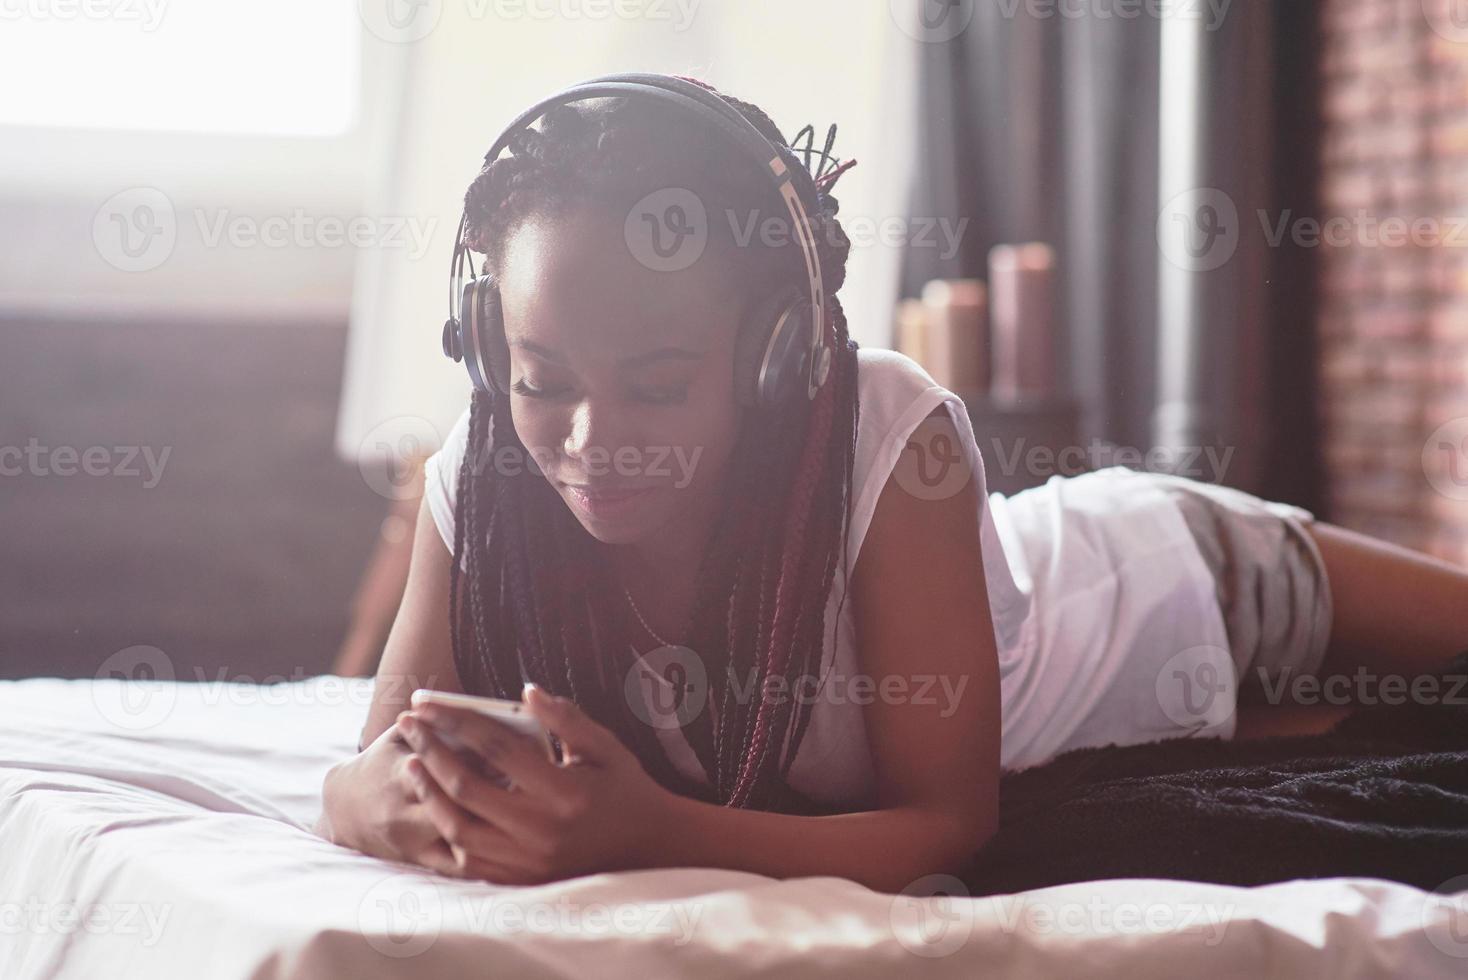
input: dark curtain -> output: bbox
[1265,0,1326,513]
[899,1,1322,511]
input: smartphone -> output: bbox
[407,689,559,787]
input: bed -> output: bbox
[1,673,1462,978]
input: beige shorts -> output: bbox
[1138,472,1335,691]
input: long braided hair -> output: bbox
[448,79,860,815]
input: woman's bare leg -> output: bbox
[1233,521,1468,740]
[1307,521,1468,679]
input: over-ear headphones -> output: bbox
[441,72,833,407]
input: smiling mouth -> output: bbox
[559,483,655,519]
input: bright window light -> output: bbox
[0,0,359,136]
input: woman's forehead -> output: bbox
[498,208,746,350]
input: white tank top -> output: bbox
[423,348,1230,810]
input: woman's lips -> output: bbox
[561,483,655,520]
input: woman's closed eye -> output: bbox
[510,377,569,399]
[510,377,689,406]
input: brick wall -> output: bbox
[1319,0,1468,562]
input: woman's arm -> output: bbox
[314,495,465,843]
[651,405,1002,891]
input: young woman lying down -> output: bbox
[313,74,1468,894]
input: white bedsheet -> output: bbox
[1,674,1464,978]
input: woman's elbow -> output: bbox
[908,802,997,887]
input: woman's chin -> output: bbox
[558,487,666,545]
[573,517,650,546]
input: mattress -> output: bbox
[1,673,1463,978]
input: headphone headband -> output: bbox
[451,73,830,400]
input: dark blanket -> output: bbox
[964,677,1468,895]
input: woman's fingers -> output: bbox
[405,751,512,850]
[522,684,624,765]
[408,828,469,878]
[405,757,549,880]
[410,823,523,883]
[409,705,567,799]
[397,716,558,845]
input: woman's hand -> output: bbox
[394,683,675,885]
[316,723,461,872]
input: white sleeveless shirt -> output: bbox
[423,348,1233,810]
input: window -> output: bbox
[0,0,358,136]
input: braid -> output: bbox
[448,78,860,815]
[447,392,476,688]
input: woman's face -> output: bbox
[496,205,745,548]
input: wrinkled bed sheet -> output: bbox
[1,674,1464,979]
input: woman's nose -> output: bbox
[561,398,628,468]
[562,401,593,460]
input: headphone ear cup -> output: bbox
[459,275,510,395]
[734,284,813,408]
[479,276,511,395]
